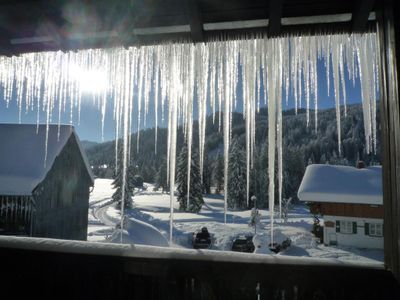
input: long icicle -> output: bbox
[0,31,382,248]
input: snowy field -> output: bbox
[88,179,383,264]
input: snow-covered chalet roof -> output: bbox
[298,164,382,205]
[0,124,94,196]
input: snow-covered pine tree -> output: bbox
[281,197,293,223]
[227,138,247,209]
[112,153,135,209]
[250,144,268,208]
[202,152,212,194]
[249,207,262,234]
[176,146,204,213]
[155,157,168,192]
[213,154,224,194]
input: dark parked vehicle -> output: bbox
[231,235,255,253]
[192,227,212,249]
[269,238,291,253]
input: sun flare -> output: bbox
[69,65,108,94]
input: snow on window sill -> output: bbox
[0,235,384,269]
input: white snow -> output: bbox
[298,164,382,205]
[0,235,385,268]
[0,124,93,195]
[88,179,383,264]
[109,216,169,247]
[88,180,169,247]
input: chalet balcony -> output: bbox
[0,236,398,299]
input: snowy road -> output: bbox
[94,204,117,227]
[94,203,169,247]
[88,181,169,247]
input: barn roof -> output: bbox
[0,123,94,196]
[298,164,382,205]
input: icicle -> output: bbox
[186,46,195,210]
[339,42,347,117]
[277,45,284,222]
[241,38,257,208]
[154,48,160,154]
[222,40,235,224]
[0,30,382,248]
[166,44,180,244]
[24,198,29,222]
[356,33,376,154]
[209,41,217,124]
[136,48,144,153]
[309,36,319,131]
[266,38,280,245]
[119,52,132,243]
[11,197,15,221]
[4,197,7,221]
[331,35,342,155]
[196,43,209,183]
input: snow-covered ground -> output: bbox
[88,179,383,264]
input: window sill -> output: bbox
[0,235,396,299]
[0,235,384,269]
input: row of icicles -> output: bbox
[0,30,380,245]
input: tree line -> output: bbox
[86,103,381,210]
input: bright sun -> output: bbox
[69,65,108,94]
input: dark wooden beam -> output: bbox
[352,0,375,32]
[0,36,13,56]
[269,0,284,37]
[186,0,203,42]
[379,0,400,282]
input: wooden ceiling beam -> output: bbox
[268,0,284,36]
[186,0,204,42]
[352,0,375,32]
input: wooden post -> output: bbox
[378,0,400,281]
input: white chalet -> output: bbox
[298,164,383,249]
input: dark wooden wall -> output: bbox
[310,203,383,219]
[0,245,398,300]
[32,134,92,240]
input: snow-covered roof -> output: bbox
[298,164,382,205]
[0,124,94,196]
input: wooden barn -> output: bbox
[0,124,94,240]
[298,164,383,249]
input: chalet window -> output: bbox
[365,223,383,237]
[337,221,357,234]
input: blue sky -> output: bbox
[0,60,364,143]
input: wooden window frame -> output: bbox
[339,221,354,234]
[370,223,384,237]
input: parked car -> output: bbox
[268,242,281,253]
[231,235,255,253]
[269,238,291,253]
[192,227,212,249]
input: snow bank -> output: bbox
[109,218,169,247]
[0,236,384,268]
[298,164,382,205]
